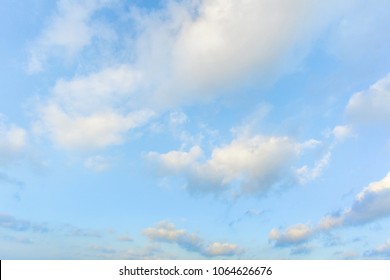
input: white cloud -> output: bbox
[169,111,187,127]
[203,242,241,257]
[269,224,314,247]
[346,73,390,123]
[84,155,110,172]
[296,151,331,183]
[143,221,203,252]
[37,104,153,151]
[130,0,345,107]
[270,171,390,247]
[168,0,339,101]
[35,64,154,151]
[143,221,241,257]
[332,125,353,142]
[148,135,299,195]
[343,172,390,225]
[365,239,390,258]
[52,65,143,114]
[0,117,27,165]
[27,0,109,73]
[148,146,203,173]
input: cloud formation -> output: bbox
[346,73,390,124]
[28,0,109,73]
[365,239,390,258]
[268,224,314,247]
[269,171,390,247]
[0,213,48,233]
[0,117,27,165]
[143,221,241,257]
[30,0,347,151]
[148,135,301,196]
[137,0,342,105]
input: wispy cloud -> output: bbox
[27,0,110,73]
[0,213,48,233]
[143,221,242,257]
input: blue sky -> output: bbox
[1,0,390,259]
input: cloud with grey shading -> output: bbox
[364,239,390,259]
[269,171,390,249]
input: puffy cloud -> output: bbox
[143,221,241,257]
[268,224,314,247]
[34,64,154,151]
[119,0,347,108]
[343,172,390,225]
[270,172,390,247]
[148,146,203,173]
[346,73,390,124]
[148,135,299,195]
[0,117,27,165]
[37,104,153,151]
[27,0,109,73]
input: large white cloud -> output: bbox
[132,0,344,106]
[31,0,348,150]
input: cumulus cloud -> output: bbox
[27,0,109,73]
[270,171,390,247]
[31,0,347,150]
[346,73,390,124]
[143,221,241,257]
[148,135,300,195]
